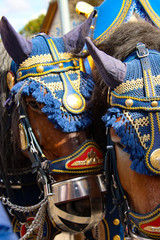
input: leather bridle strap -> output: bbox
[18,104,51,195]
[105,130,129,234]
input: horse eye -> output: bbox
[28,101,40,110]
[116,142,125,150]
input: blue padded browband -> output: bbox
[16,59,80,81]
[111,93,160,111]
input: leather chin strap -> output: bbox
[19,103,50,187]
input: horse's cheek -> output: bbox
[115,145,132,192]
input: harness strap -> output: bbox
[136,44,160,175]
[37,34,86,115]
[105,130,129,235]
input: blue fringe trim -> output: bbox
[11,79,93,133]
[102,108,152,176]
[80,71,95,99]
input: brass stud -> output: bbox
[82,49,87,54]
[59,62,63,68]
[18,71,22,77]
[6,71,15,90]
[150,149,160,170]
[113,235,121,240]
[73,60,78,67]
[67,94,83,110]
[90,25,95,29]
[36,65,44,73]
[125,99,133,107]
[151,100,158,107]
[113,219,120,226]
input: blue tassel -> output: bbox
[11,78,92,133]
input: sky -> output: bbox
[0,0,50,32]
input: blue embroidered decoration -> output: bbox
[103,44,160,175]
[10,34,94,132]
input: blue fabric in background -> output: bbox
[0,201,18,240]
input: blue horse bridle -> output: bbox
[105,43,160,240]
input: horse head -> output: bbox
[0,13,106,236]
[86,20,160,239]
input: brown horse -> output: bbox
[86,19,160,239]
[0,13,106,239]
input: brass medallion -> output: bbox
[150,149,160,170]
[125,99,133,107]
[6,71,15,90]
[67,94,83,110]
[19,123,28,151]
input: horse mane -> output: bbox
[90,20,160,149]
[0,43,30,186]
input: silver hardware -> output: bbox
[106,145,113,149]
[47,174,107,233]
[130,232,153,240]
[106,127,108,135]
[19,115,26,119]
[112,174,118,189]
[30,140,38,154]
[0,195,48,240]
[136,44,149,58]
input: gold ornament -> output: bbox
[113,235,121,240]
[151,100,158,107]
[113,219,120,226]
[19,123,28,151]
[59,62,63,68]
[125,99,133,107]
[6,71,15,90]
[75,2,94,18]
[73,60,78,67]
[150,149,160,170]
[36,65,44,73]
[67,94,83,110]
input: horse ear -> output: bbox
[63,10,96,54]
[0,16,32,64]
[85,37,126,88]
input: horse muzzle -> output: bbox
[47,174,106,233]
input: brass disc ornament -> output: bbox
[150,149,160,170]
[6,71,15,90]
[67,94,83,110]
